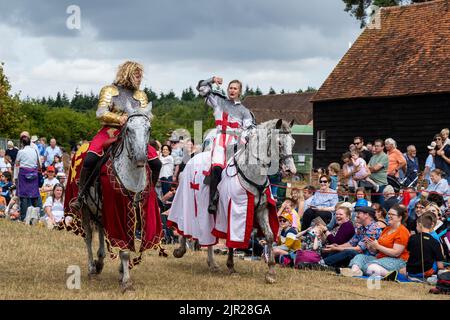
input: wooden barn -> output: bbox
[312,0,450,168]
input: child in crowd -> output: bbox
[294,221,324,265]
[262,212,300,264]
[350,150,379,192]
[52,155,64,174]
[0,194,6,217]
[277,198,300,231]
[5,196,20,220]
[0,171,13,204]
[328,163,340,191]
[399,212,444,279]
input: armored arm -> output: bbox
[96,85,121,126]
[196,77,226,110]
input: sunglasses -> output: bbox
[354,142,362,145]
[320,180,329,184]
[434,138,442,141]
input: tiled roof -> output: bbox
[313,0,450,102]
[243,92,314,125]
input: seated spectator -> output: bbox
[1,171,13,204]
[409,199,430,235]
[327,162,340,190]
[296,185,315,219]
[320,206,355,245]
[372,203,388,230]
[382,185,399,212]
[351,188,372,215]
[322,206,381,268]
[341,204,410,277]
[43,183,65,228]
[424,169,449,203]
[294,224,324,265]
[265,212,300,262]
[5,196,20,220]
[0,194,6,217]
[0,149,12,173]
[277,198,300,231]
[399,213,444,279]
[301,175,338,230]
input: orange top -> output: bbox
[376,224,410,261]
[387,148,406,177]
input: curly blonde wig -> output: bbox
[114,61,144,90]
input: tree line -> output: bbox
[1,63,315,151]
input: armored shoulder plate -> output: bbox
[98,85,119,108]
[133,90,149,108]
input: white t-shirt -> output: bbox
[159,155,174,179]
[43,177,59,189]
[43,196,64,223]
[0,157,11,173]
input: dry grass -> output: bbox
[0,219,448,300]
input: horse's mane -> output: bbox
[256,119,291,132]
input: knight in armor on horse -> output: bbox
[196,76,256,214]
[70,61,161,212]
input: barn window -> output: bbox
[316,130,326,150]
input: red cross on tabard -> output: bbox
[190,171,200,217]
[215,112,239,148]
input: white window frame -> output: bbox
[316,130,326,151]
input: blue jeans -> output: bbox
[323,249,359,267]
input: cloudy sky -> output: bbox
[0,0,362,99]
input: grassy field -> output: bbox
[0,219,448,300]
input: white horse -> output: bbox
[169,119,296,283]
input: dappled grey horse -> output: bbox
[174,119,296,284]
[79,108,152,292]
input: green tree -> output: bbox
[342,0,431,28]
[181,87,196,101]
[268,87,276,95]
[0,62,26,138]
[255,87,263,96]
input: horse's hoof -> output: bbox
[121,281,135,293]
[94,260,104,274]
[265,272,276,284]
[173,247,186,258]
[227,268,238,276]
[208,264,221,273]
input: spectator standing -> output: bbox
[353,136,372,163]
[169,134,183,183]
[52,155,64,174]
[424,141,436,185]
[402,145,419,187]
[15,131,41,221]
[434,134,450,184]
[385,138,406,179]
[44,138,62,168]
[327,162,340,191]
[441,128,450,147]
[158,144,175,196]
[368,139,389,205]
[5,141,19,166]
[36,137,47,157]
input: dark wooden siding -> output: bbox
[313,93,450,169]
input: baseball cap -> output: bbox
[46,166,55,172]
[31,135,38,143]
[169,134,180,142]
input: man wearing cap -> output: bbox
[322,206,381,268]
[197,76,256,214]
[5,141,19,165]
[15,131,41,221]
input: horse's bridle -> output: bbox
[112,113,150,161]
[234,128,293,209]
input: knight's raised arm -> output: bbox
[96,85,122,127]
[196,77,215,97]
